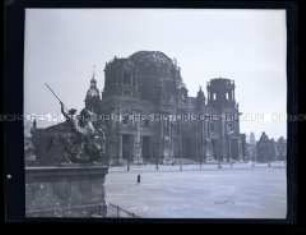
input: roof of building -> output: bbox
[129,51,174,67]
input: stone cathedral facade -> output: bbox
[30,51,246,166]
[84,51,246,165]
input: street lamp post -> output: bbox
[228,133,232,168]
[225,115,235,169]
[127,158,130,172]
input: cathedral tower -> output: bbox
[85,70,101,113]
[206,78,242,162]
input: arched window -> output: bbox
[213,93,216,100]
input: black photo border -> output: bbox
[3,0,305,229]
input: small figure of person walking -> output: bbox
[137,174,141,184]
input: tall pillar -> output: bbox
[133,121,143,164]
[228,136,232,162]
[118,134,123,163]
[220,114,226,162]
[161,117,164,159]
[200,120,205,162]
[206,138,213,162]
[169,121,174,159]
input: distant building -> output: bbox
[275,136,287,161]
[250,132,256,146]
[270,138,277,161]
[256,132,277,163]
[30,51,246,165]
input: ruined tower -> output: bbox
[206,78,243,162]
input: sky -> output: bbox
[24,9,287,140]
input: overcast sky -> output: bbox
[24,9,287,140]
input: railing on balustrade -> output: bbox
[107,203,141,218]
[26,202,140,218]
[109,161,287,173]
[26,202,107,217]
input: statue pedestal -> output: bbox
[133,142,143,165]
[133,155,143,165]
[25,165,108,217]
[162,150,174,165]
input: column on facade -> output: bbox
[228,135,232,162]
[133,120,143,164]
[169,119,174,160]
[161,116,164,160]
[118,134,123,163]
[162,115,169,163]
[205,119,210,160]
[219,114,224,162]
[194,122,198,161]
[198,121,201,161]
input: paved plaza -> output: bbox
[105,163,287,218]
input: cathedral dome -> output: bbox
[103,51,182,103]
[129,51,174,69]
[127,51,180,103]
[86,87,99,97]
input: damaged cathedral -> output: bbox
[31,51,246,166]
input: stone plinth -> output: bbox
[25,165,108,217]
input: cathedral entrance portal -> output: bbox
[230,138,239,161]
[122,134,133,162]
[142,136,152,162]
